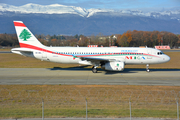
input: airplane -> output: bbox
[11,21,170,73]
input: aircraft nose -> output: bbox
[164,55,170,62]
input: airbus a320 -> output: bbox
[11,21,170,73]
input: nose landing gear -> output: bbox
[146,64,150,72]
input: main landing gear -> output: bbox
[92,66,97,73]
[146,64,150,72]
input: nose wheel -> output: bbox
[92,66,97,73]
[146,64,150,72]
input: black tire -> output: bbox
[92,67,97,73]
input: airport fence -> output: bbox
[0,86,180,119]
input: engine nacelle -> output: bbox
[102,61,124,71]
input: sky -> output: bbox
[1,0,180,10]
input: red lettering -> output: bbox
[125,56,129,59]
[126,56,133,59]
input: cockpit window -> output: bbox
[157,52,164,55]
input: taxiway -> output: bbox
[0,68,179,86]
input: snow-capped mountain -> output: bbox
[0,3,180,35]
[0,3,86,16]
[0,3,180,19]
[0,3,112,17]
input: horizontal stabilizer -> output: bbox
[11,48,34,52]
[11,48,34,57]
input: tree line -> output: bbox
[116,30,180,48]
[0,30,180,48]
[0,34,19,47]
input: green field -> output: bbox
[0,85,180,119]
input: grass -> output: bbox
[0,52,180,68]
[0,107,177,118]
[0,105,177,118]
[0,48,12,51]
[0,85,180,119]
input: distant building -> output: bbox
[139,46,146,48]
[88,45,98,47]
[155,45,170,49]
[112,35,117,39]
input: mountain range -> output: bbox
[0,3,180,35]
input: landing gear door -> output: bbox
[147,50,152,59]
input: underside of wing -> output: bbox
[77,56,122,66]
[80,57,117,63]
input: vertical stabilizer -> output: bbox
[13,21,44,48]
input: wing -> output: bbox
[77,56,119,66]
[80,57,116,62]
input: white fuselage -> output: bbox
[28,46,170,65]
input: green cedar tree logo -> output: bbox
[19,29,32,41]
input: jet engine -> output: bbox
[101,61,124,71]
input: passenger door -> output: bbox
[147,50,152,59]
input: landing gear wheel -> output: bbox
[92,66,97,73]
[146,64,150,72]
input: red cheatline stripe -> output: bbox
[14,22,26,27]
[20,43,44,51]
[19,43,160,58]
[20,43,52,53]
[19,43,72,57]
